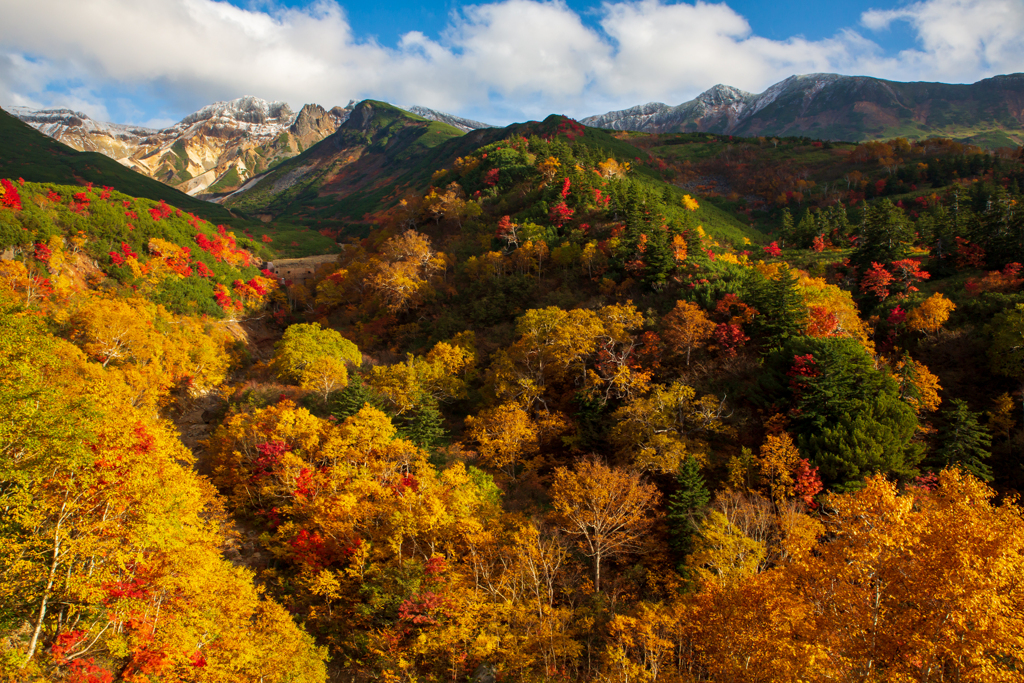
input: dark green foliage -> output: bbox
[745,266,808,348]
[151,276,223,318]
[667,455,711,557]
[932,399,993,481]
[396,401,448,454]
[642,226,675,288]
[776,337,888,432]
[778,208,795,246]
[0,212,23,249]
[975,186,1024,267]
[760,337,922,490]
[685,258,746,309]
[327,374,388,421]
[853,199,913,269]
[801,391,923,491]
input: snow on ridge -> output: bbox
[405,105,493,132]
[4,105,159,137]
[178,96,296,128]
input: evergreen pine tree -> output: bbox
[667,455,711,557]
[746,265,808,348]
[795,209,817,248]
[643,227,675,289]
[327,374,387,420]
[802,391,923,491]
[822,203,850,239]
[779,208,795,248]
[854,199,913,269]
[397,400,448,454]
[933,399,994,481]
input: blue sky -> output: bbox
[1,0,1022,127]
[335,1,906,48]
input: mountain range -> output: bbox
[7,72,1022,206]
[581,73,1024,148]
[4,98,494,199]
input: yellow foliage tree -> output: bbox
[757,431,801,503]
[610,380,729,473]
[0,307,326,682]
[662,299,716,367]
[906,292,956,334]
[464,402,540,480]
[686,511,767,588]
[550,459,659,592]
[366,230,445,312]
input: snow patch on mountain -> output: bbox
[406,106,493,132]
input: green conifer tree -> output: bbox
[397,400,448,454]
[854,199,914,269]
[933,399,994,481]
[328,374,386,420]
[667,455,711,557]
[746,265,808,349]
[778,208,795,248]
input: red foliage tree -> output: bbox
[860,262,894,299]
[713,322,748,357]
[792,458,823,508]
[1,178,22,210]
[549,201,574,228]
[889,258,930,295]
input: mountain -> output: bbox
[5,97,352,197]
[582,73,1024,148]
[223,100,474,224]
[0,106,241,225]
[405,106,494,132]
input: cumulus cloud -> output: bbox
[861,0,1024,82]
[596,1,878,103]
[0,0,1022,126]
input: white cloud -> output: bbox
[0,0,1022,126]
[861,0,1024,82]
[596,1,877,102]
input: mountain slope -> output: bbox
[0,107,241,224]
[223,100,478,224]
[583,73,1024,147]
[222,100,760,247]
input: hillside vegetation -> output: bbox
[2,110,1024,682]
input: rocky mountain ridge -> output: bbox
[6,97,493,196]
[583,73,1024,148]
[5,97,353,196]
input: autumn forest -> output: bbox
[2,109,1024,683]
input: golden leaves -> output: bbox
[906,291,956,334]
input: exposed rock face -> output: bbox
[4,96,352,196]
[291,103,350,148]
[582,73,1024,145]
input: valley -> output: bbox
[2,80,1024,683]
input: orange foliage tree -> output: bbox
[550,459,660,592]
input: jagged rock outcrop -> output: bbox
[291,103,351,148]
